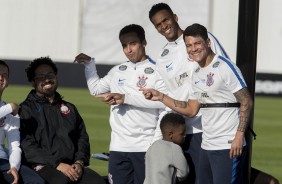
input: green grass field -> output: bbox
[3,85,282,182]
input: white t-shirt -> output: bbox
[191,54,247,150]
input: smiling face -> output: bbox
[32,64,58,98]
[184,35,211,67]
[151,9,182,42]
[120,32,147,63]
[0,64,9,94]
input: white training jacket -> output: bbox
[156,32,229,134]
[0,101,21,170]
[84,57,167,152]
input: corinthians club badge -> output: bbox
[60,104,70,114]
[136,75,148,89]
[206,72,214,87]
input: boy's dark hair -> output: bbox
[119,24,145,42]
[160,113,185,132]
[183,23,208,41]
[25,56,58,82]
[149,3,174,21]
[0,60,9,76]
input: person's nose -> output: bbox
[161,22,167,30]
[126,45,132,53]
[191,44,198,52]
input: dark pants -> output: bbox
[0,159,45,184]
[198,147,246,184]
[179,132,202,184]
[37,165,105,184]
[108,151,146,184]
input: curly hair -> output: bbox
[25,56,58,82]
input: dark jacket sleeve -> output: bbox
[72,105,90,166]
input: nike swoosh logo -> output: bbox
[195,81,200,84]
[166,63,173,68]
[35,107,41,112]
[118,79,126,82]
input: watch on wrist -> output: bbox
[75,160,84,168]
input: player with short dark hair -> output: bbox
[148,3,229,183]
[74,24,168,184]
[142,23,253,184]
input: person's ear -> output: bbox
[207,38,211,47]
[174,14,178,22]
[142,40,147,47]
[168,131,173,140]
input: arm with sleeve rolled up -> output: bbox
[123,94,166,108]
[142,88,199,118]
[230,88,253,158]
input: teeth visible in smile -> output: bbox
[43,84,52,89]
[165,28,170,34]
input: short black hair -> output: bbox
[0,60,9,76]
[25,56,58,82]
[183,23,208,41]
[119,24,145,42]
[160,113,185,133]
[149,3,174,21]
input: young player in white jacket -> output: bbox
[74,24,167,184]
